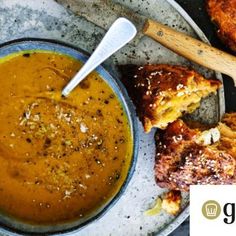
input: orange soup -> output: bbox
[0,52,132,224]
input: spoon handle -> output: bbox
[62,17,137,96]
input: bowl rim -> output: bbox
[0,38,139,236]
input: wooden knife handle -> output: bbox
[143,19,236,85]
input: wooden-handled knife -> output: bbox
[55,0,236,86]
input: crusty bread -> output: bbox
[161,190,181,215]
[218,113,236,157]
[155,119,236,192]
[120,64,221,133]
[207,0,236,52]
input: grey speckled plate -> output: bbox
[0,0,224,236]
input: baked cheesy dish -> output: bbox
[121,64,221,133]
[155,119,236,192]
[218,113,236,157]
[207,0,236,52]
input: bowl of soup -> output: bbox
[0,39,138,235]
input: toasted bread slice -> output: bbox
[120,64,221,132]
[155,120,236,192]
[207,0,236,52]
[218,113,236,157]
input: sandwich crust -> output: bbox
[120,64,221,132]
[207,0,236,52]
[155,120,236,191]
[218,113,236,157]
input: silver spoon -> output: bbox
[62,17,137,97]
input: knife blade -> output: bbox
[56,0,236,85]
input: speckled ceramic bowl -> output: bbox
[0,39,139,235]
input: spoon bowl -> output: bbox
[62,17,137,97]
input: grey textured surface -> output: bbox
[0,0,223,235]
